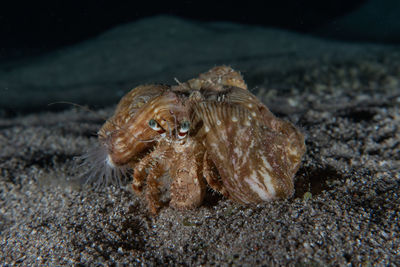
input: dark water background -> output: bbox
[0,0,399,115]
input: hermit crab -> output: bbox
[79,66,306,213]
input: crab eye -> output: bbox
[180,121,190,132]
[178,121,190,139]
[148,119,161,130]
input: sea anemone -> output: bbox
[75,141,131,188]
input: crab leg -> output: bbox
[169,139,207,209]
[132,142,170,213]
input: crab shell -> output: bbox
[98,86,188,167]
[172,65,248,92]
[191,86,305,203]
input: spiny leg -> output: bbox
[145,160,168,214]
[132,153,155,193]
[170,167,206,209]
[169,141,207,209]
[132,141,171,214]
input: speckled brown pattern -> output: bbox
[87,66,305,213]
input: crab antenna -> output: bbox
[48,101,105,119]
[172,113,178,139]
[174,77,182,85]
[48,101,133,136]
[165,119,173,138]
[138,138,159,143]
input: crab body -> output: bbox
[81,66,306,213]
